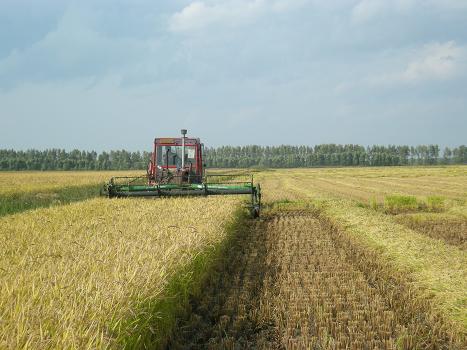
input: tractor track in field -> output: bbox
[167,209,462,349]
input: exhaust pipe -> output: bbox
[181,129,187,168]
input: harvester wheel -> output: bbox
[251,206,260,218]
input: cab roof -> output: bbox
[155,137,201,145]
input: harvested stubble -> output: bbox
[267,210,465,349]
[315,210,465,349]
[394,214,467,249]
[0,196,241,349]
[318,201,467,333]
[261,168,467,343]
[168,214,280,349]
[170,209,464,349]
[265,211,404,349]
[256,166,467,203]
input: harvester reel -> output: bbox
[104,174,262,218]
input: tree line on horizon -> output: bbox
[0,144,466,171]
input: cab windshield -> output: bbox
[156,145,196,167]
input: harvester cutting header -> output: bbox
[103,129,261,217]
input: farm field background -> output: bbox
[0,171,138,217]
[0,171,136,195]
[0,166,466,349]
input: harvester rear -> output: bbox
[102,130,261,217]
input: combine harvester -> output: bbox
[103,129,261,217]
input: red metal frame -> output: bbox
[148,137,203,182]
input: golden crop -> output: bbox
[0,196,241,349]
[0,171,135,195]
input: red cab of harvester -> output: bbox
[147,129,205,185]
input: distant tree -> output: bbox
[442,147,452,165]
[1,144,466,171]
[453,145,467,164]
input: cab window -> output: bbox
[156,146,196,167]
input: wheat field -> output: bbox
[0,195,241,349]
[0,171,139,195]
[1,166,466,349]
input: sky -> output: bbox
[0,0,466,151]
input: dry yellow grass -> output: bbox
[0,171,135,195]
[0,196,241,349]
[256,166,467,203]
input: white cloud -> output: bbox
[402,41,465,82]
[351,0,386,23]
[352,0,467,23]
[271,0,310,12]
[335,41,467,92]
[371,41,467,85]
[169,0,309,32]
[351,0,417,23]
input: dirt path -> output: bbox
[167,210,458,349]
